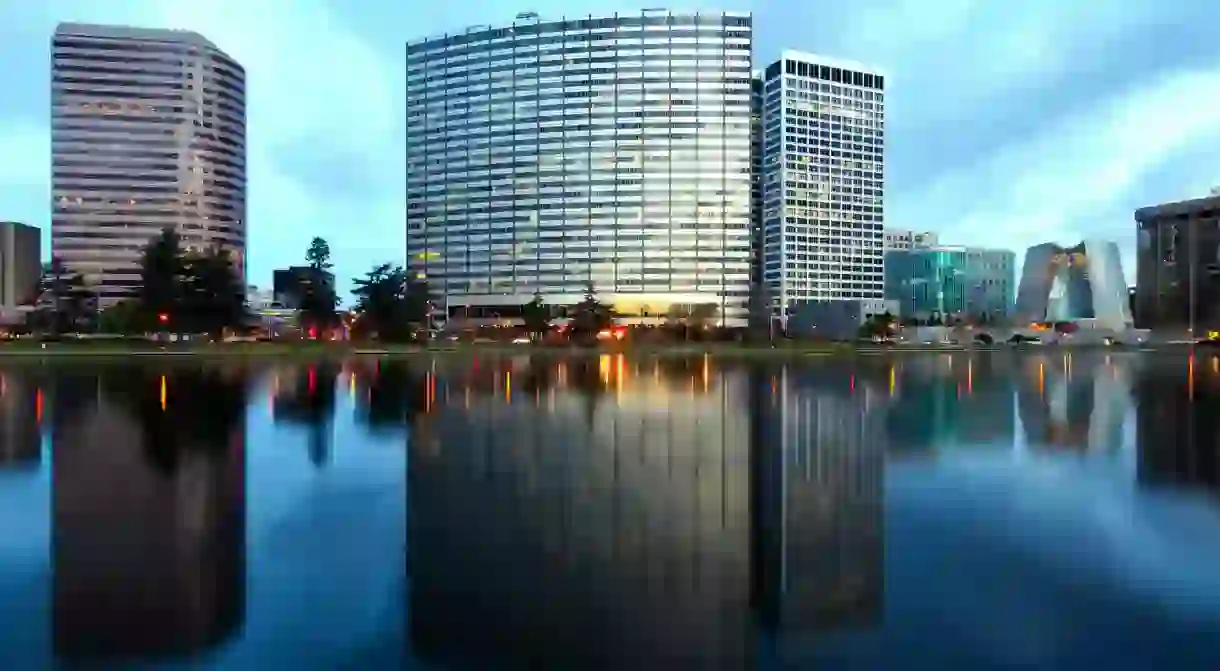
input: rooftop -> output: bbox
[1134,194,1220,221]
[55,22,221,52]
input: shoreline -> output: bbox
[0,341,1202,359]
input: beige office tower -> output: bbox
[51,23,246,305]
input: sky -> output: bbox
[2,0,1220,292]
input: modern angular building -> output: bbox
[758,51,886,319]
[1134,193,1220,331]
[1014,240,1132,330]
[405,11,753,326]
[0,221,41,307]
[885,244,1015,322]
[52,23,246,305]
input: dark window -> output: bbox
[797,62,808,77]
[864,73,874,88]
[831,68,842,83]
[852,71,863,86]
[819,65,830,80]
[785,59,796,75]
[877,75,885,90]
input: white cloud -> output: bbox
[901,67,1220,271]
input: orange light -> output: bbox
[160,375,167,410]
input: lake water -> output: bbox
[1,352,1219,670]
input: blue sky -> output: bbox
[2,1,1219,291]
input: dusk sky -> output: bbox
[2,0,1218,290]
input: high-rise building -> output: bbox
[0,221,41,307]
[51,23,246,305]
[1134,193,1220,331]
[758,52,886,320]
[406,11,753,326]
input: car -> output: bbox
[511,336,531,344]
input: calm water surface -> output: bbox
[0,352,1219,669]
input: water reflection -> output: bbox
[51,364,247,662]
[0,352,1216,667]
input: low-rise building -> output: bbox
[884,244,1015,323]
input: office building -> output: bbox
[406,11,753,326]
[758,51,886,320]
[272,266,333,309]
[1015,240,1132,330]
[52,23,246,305]
[0,221,41,307]
[1134,193,1220,331]
[751,75,764,290]
[885,244,1015,322]
[882,228,936,251]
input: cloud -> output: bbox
[902,67,1220,275]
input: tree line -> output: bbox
[31,231,440,341]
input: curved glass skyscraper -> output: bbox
[406,11,753,326]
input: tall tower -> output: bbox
[406,11,754,326]
[51,23,247,305]
[759,52,886,319]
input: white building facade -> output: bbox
[759,51,886,318]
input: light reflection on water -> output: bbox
[0,352,1216,669]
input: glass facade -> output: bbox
[885,246,1014,321]
[405,11,753,325]
[760,52,885,315]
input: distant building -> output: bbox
[1014,240,1132,330]
[1134,193,1220,331]
[272,267,333,309]
[883,229,938,251]
[885,245,1015,322]
[0,221,41,307]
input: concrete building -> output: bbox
[882,228,937,251]
[758,51,886,321]
[0,221,41,307]
[1134,193,1220,331]
[1014,240,1132,331]
[272,266,333,309]
[406,11,753,326]
[884,244,1015,322]
[52,23,246,306]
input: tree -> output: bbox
[182,247,248,338]
[300,237,339,332]
[34,257,93,335]
[569,282,614,341]
[350,263,431,342]
[137,228,189,332]
[521,292,552,341]
[98,300,142,334]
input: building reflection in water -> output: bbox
[406,354,891,668]
[883,355,1019,452]
[1135,353,1220,491]
[0,372,40,467]
[272,362,340,467]
[1017,353,1129,453]
[750,362,885,634]
[408,354,754,669]
[51,365,247,663]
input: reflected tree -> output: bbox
[273,362,340,468]
[101,364,250,476]
[354,360,430,433]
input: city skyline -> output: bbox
[1,1,1218,292]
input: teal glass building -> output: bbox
[885,246,1014,321]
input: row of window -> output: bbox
[409,16,748,52]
